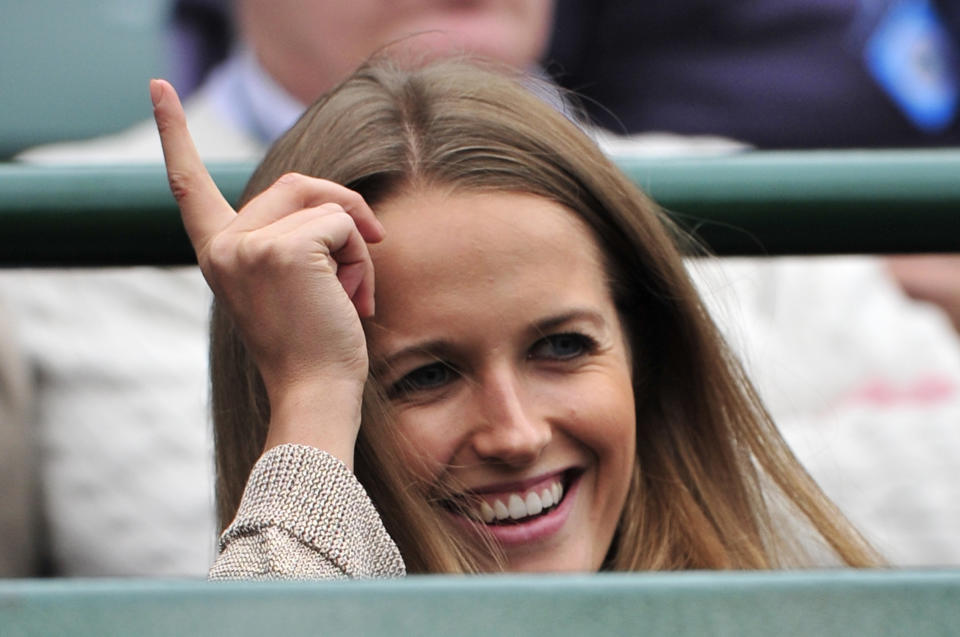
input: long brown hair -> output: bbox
[210,57,880,571]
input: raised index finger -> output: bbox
[150,79,234,252]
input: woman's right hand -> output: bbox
[151,79,384,468]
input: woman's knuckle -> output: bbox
[234,233,264,265]
[335,210,355,228]
[274,172,306,188]
[344,190,366,210]
[205,234,235,271]
[322,202,347,216]
[241,233,295,269]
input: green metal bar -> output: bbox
[2,570,959,636]
[618,149,960,256]
[0,163,251,267]
[0,150,958,266]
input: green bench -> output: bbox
[2,570,958,636]
[1,149,958,266]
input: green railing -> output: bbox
[2,571,958,636]
[1,149,958,266]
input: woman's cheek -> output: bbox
[393,406,463,480]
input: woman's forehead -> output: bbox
[371,189,604,278]
[367,188,614,333]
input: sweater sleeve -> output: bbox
[208,444,406,580]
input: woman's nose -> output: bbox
[468,370,552,466]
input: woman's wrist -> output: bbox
[263,376,366,469]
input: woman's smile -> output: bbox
[442,468,581,548]
[456,468,570,523]
[367,188,637,572]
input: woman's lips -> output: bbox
[444,470,581,547]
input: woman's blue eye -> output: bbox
[391,362,454,396]
[530,333,594,360]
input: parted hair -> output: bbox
[210,57,880,572]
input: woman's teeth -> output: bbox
[474,480,564,524]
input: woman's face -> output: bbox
[367,188,637,572]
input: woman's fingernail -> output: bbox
[150,79,163,108]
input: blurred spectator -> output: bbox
[688,255,960,566]
[22,0,555,163]
[167,0,234,97]
[546,0,960,148]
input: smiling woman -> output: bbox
[368,190,636,572]
[151,57,881,577]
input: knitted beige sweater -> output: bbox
[209,444,406,580]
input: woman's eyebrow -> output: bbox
[531,308,608,335]
[373,339,453,376]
